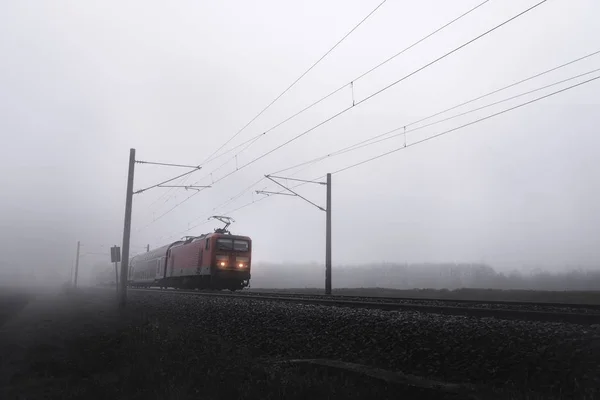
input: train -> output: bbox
[94,217,252,291]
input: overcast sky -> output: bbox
[1,0,599,280]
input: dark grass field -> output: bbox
[249,287,600,304]
[0,292,30,327]
[1,286,598,399]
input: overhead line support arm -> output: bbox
[134,168,202,194]
[256,190,296,197]
[136,160,202,169]
[265,175,325,212]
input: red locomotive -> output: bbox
[128,217,251,291]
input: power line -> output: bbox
[194,0,494,180]
[346,67,600,150]
[142,87,406,227]
[265,175,326,211]
[135,186,211,232]
[200,73,599,227]
[134,167,201,194]
[146,185,179,209]
[157,185,211,190]
[358,0,548,106]
[137,0,545,233]
[353,0,492,82]
[211,177,266,214]
[136,160,202,169]
[164,176,324,241]
[195,153,323,224]
[135,0,388,230]
[142,165,201,212]
[194,135,264,184]
[205,0,548,187]
[407,49,600,129]
[330,74,600,175]
[274,65,600,174]
[215,174,327,217]
[200,0,388,166]
[202,144,330,218]
[266,175,327,185]
[157,61,599,243]
[162,172,325,242]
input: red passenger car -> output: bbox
[129,217,252,291]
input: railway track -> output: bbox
[240,290,600,313]
[128,287,600,325]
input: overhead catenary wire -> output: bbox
[142,165,202,211]
[342,67,600,152]
[200,0,388,167]
[197,135,264,182]
[140,0,547,235]
[135,186,212,232]
[205,146,331,218]
[266,175,327,185]
[193,0,494,180]
[200,0,548,190]
[162,176,324,242]
[407,48,600,129]
[330,74,600,175]
[211,177,267,214]
[160,169,328,242]
[136,160,202,169]
[274,65,600,175]
[148,69,594,248]
[173,72,600,239]
[265,175,326,211]
[134,167,201,195]
[136,0,388,230]
[204,155,323,220]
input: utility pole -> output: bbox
[258,173,332,295]
[114,252,119,294]
[74,241,80,288]
[146,244,150,253]
[119,148,135,308]
[117,149,206,307]
[325,173,332,295]
[114,260,119,292]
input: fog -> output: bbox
[248,262,600,291]
[1,0,599,288]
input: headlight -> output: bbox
[236,257,249,268]
[216,255,228,267]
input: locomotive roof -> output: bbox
[177,231,251,243]
[208,232,251,240]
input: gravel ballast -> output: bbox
[135,291,600,395]
[2,288,599,399]
[141,288,600,315]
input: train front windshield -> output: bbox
[217,238,249,252]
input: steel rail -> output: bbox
[126,287,600,325]
[243,289,600,310]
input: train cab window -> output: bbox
[217,239,234,250]
[205,239,210,250]
[216,238,249,251]
[234,240,249,251]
